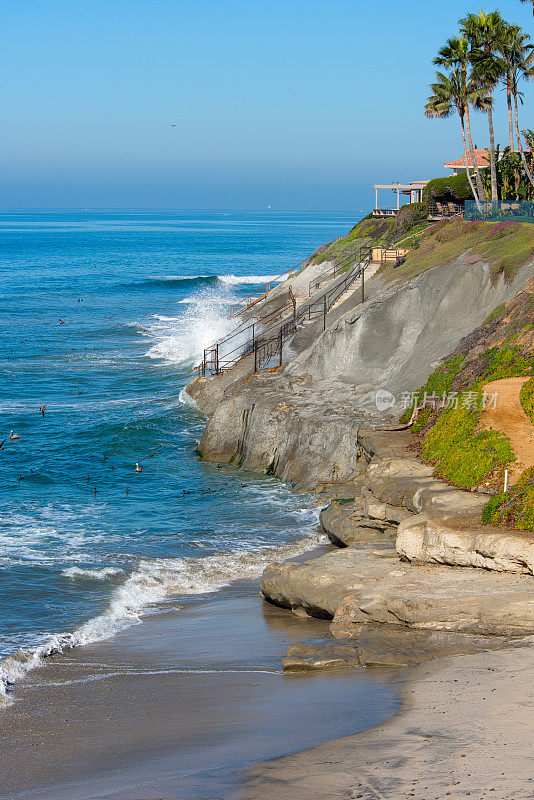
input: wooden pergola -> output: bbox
[373,180,429,216]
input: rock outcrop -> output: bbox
[397,511,534,574]
[259,424,534,641]
[189,256,534,490]
[261,546,534,636]
[188,237,534,651]
[281,626,511,670]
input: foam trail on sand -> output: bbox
[0,527,323,706]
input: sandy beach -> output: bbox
[0,574,399,800]
[245,639,534,800]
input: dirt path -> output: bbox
[481,376,534,482]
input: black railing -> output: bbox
[197,242,379,378]
[307,241,372,296]
[428,202,464,218]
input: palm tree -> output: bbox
[425,70,484,211]
[460,10,506,203]
[517,0,534,16]
[514,79,534,189]
[434,36,487,200]
[505,28,534,190]
[500,24,525,149]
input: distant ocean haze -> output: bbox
[0,209,354,704]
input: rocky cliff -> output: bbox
[187,244,534,489]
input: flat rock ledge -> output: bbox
[397,511,534,575]
[282,626,512,670]
[260,548,534,636]
[337,428,534,576]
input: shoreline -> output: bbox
[0,567,401,800]
[245,638,534,800]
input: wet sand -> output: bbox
[245,638,534,800]
[0,581,399,800]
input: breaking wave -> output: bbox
[62,566,124,580]
[122,273,285,291]
[0,528,322,706]
[219,273,286,285]
[144,288,240,366]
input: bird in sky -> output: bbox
[170,123,176,127]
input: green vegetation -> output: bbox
[310,203,430,267]
[423,172,473,203]
[520,376,534,422]
[477,372,534,530]
[421,401,515,489]
[400,354,466,428]
[481,149,534,201]
[407,339,534,488]
[378,219,534,285]
[482,467,534,529]
[483,303,507,324]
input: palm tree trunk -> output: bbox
[465,102,486,199]
[507,74,515,151]
[487,100,499,202]
[461,117,482,212]
[514,91,534,189]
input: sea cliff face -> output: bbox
[187,227,534,651]
[188,254,534,489]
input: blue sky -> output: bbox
[2,0,534,210]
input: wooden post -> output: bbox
[254,340,258,373]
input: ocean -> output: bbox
[0,208,356,704]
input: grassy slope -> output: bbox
[309,203,430,267]
[378,219,534,285]
[404,278,534,495]
[481,376,534,529]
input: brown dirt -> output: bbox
[481,376,534,482]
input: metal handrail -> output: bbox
[228,258,308,318]
[307,244,370,297]
[197,240,383,378]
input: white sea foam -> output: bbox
[0,530,323,707]
[62,566,124,580]
[178,388,199,410]
[144,286,239,366]
[218,273,287,285]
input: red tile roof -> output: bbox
[444,149,490,169]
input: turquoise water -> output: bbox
[0,209,355,702]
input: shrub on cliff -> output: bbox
[482,467,534,530]
[312,205,431,267]
[520,376,534,422]
[423,171,474,203]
